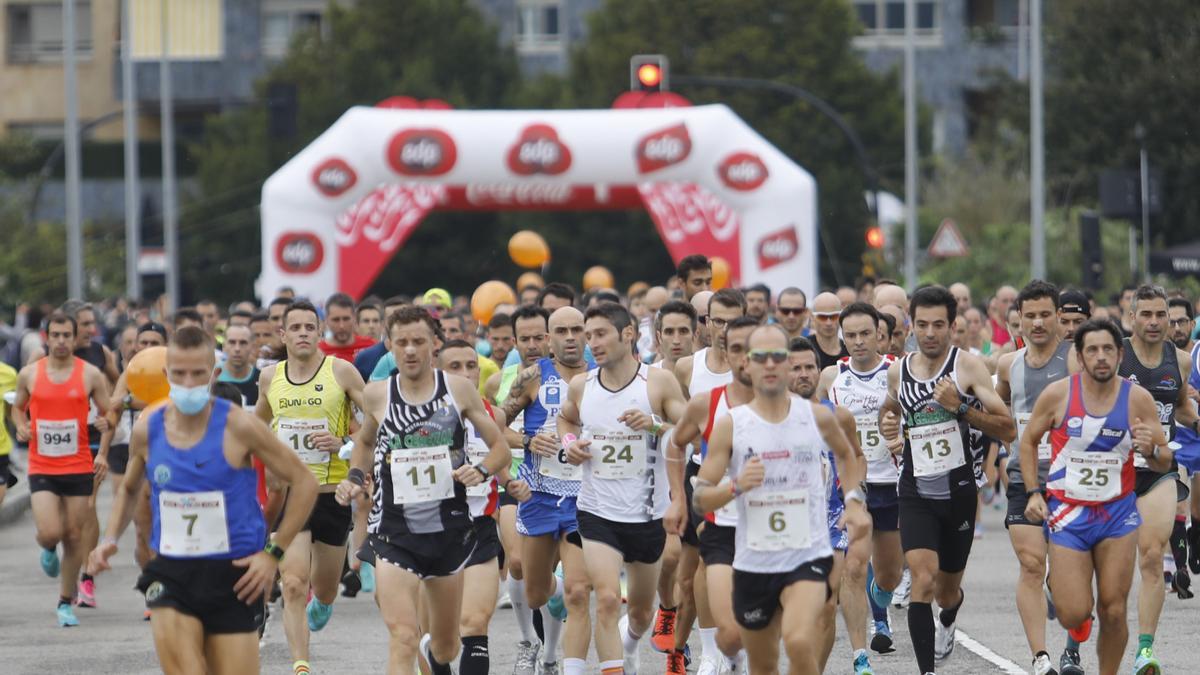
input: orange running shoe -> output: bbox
[666,648,687,674]
[650,605,677,653]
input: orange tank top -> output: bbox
[28,358,92,475]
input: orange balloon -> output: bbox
[126,346,170,404]
[471,280,518,323]
[583,266,615,292]
[710,256,730,290]
[516,271,545,291]
[508,231,551,269]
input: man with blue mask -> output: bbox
[87,325,318,674]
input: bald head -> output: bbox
[813,292,841,314]
[645,286,669,315]
[811,292,841,339]
[879,304,908,356]
[548,306,585,365]
[873,284,908,312]
[691,291,715,348]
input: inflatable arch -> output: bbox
[260,104,817,300]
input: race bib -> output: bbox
[745,490,810,552]
[1014,412,1052,462]
[465,439,493,498]
[158,490,230,557]
[908,420,967,477]
[855,414,889,463]
[589,429,648,480]
[277,418,331,465]
[1064,450,1122,502]
[538,435,582,482]
[38,419,78,457]
[390,445,454,504]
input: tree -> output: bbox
[561,0,912,287]
[185,0,521,303]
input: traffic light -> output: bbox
[866,226,885,249]
[630,55,669,93]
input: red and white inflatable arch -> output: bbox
[260,103,817,300]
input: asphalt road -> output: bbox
[1,491,1197,674]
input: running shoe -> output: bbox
[1059,648,1084,675]
[1032,652,1056,675]
[419,634,437,672]
[870,619,895,654]
[496,587,512,609]
[76,578,96,608]
[695,654,721,675]
[1172,567,1193,599]
[650,605,677,653]
[892,569,911,608]
[666,649,687,675]
[1133,646,1161,675]
[537,662,559,675]
[868,579,893,610]
[40,548,60,578]
[513,640,540,675]
[56,602,79,627]
[853,651,874,674]
[934,620,956,661]
[305,597,333,632]
[340,568,361,598]
[360,562,376,593]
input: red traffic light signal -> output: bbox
[630,55,669,93]
[866,226,885,249]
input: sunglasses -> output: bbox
[748,349,789,364]
[777,307,806,316]
[813,312,840,320]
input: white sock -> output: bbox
[552,574,564,603]
[508,577,537,644]
[698,626,718,658]
[563,657,587,675]
[619,613,641,656]
[541,606,563,665]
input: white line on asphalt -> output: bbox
[956,630,1027,674]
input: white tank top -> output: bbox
[576,364,669,523]
[702,387,738,527]
[689,348,732,463]
[829,355,897,484]
[729,398,831,573]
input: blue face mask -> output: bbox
[169,383,211,415]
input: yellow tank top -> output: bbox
[267,357,351,485]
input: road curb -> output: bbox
[0,481,31,525]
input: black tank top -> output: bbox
[74,340,107,447]
[1119,338,1180,474]
[898,346,976,499]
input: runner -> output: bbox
[334,306,514,675]
[357,303,383,343]
[994,280,1077,675]
[559,301,688,675]
[10,311,112,626]
[87,326,319,675]
[1116,284,1199,672]
[677,255,713,302]
[743,284,771,324]
[879,285,1016,674]
[878,304,909,359]
[1168,298,1194,351]
[0,357,17,506]
[810,293,849,370]
[501,306,594,675]
[693,323,870,675]
[255,300,367,675]
[318,293,376,362]
[816,302,901,661]
[216,324,259,408]
[667,288,745,668]
[485,306,549,407]
[669,316,760,674]
[1058,290,1092,343]
[1021,319,1169,675]
[691,291,715,351]
[652,301,697,374]
[776,288,810,343]
[440,338,532,675]
[790,335,875,675]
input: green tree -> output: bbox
[185,0,521,303]
[561,0,912,287]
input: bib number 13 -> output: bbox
[919,439,954,459]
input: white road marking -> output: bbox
[956,630,1028,674]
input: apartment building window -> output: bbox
[516,0,561,52]
[967,0,1020,27]
[7,1,93,64]
[853,1,940,45]
[262,1,324,59]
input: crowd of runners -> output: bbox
[3,255,1199,675]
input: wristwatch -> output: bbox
[264,542,285,561]
[1025,487,1046,499]
[474,463,491,480]
[956,402,970,418]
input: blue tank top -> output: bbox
[1172,344,1200,462]
[820,400,845,516]
[147,398,266,559]
[519,357,593,497]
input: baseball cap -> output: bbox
[422,288,452,309]
[1059,290,1090,317]
[138,322,168,339]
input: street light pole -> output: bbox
[160,0,180,312]
[903,0,918,291]
[122,0,141,301]
[1030,0,1045,279]
[63,0,83,300]
[1137,123,1150,283]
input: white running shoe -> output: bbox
[934,620,956,661]
[893,568,911,608]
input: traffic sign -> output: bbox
[928,218,969,258]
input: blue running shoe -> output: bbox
[547,571,567,621]
[57,602,79,627]
[40,548,60,578]
[306,597,333,632]
[854,651,874,675]
[869,580,893,610]
[360,562,375,593]
[870,620,895,654]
